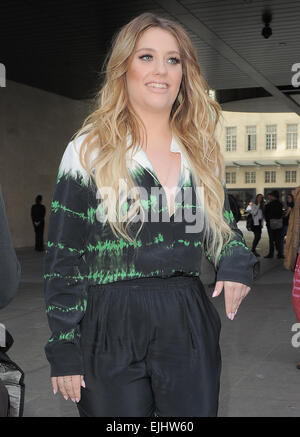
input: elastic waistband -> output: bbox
[89,274,201,292]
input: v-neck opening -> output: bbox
[140,138,183,221]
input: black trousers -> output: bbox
[77,275,222,417]
[33,221,44,251]
[269,227,284,256]
[251,225,262,251]
[0,378,9,417]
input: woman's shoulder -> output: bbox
[58,133,92,186]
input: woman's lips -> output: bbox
[145,83,169,92]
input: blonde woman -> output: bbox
[43,13,258,417]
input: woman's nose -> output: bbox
[152,58,168,75]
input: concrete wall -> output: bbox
[0,80,92,248]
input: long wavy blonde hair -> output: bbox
[71,12,234,268]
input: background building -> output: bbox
[216,110,299,210]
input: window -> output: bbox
[246,126,256,151]
[287,124,298,149]
[226,171,236,184]
[226,127,237,152]
[245,171,256,183]
[265,171,276,183]
[266,125,277,150]
[285,170,297,183]
[209,89,216,101]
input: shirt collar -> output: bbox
[126,133,189,169]
[125,133,191,190]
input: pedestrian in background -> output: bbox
[263,192,272,257]
[248,194,264,257]
[264,190,284,259]
[31,195,46,252]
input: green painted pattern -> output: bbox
[42,233,167,258]
[48,328,81,343]
[218,239,250,263]
[46,299,87,314]
[43,272,85,282]
[86,266,163,284]
[86,237,141,255]
[224,209,235,225]
[129,166,146,183]
[51,200,88,221]
[57,168,90,188]
[141,194,158,212]
[46,241,85,255]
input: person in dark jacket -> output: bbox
[263,192,272,256]
[31,195,46,252]
[228,193,241,224]
[264,190,284,259]
[0,184,22,416]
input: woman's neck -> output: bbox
[135,110,172,149]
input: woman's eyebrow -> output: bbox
[135,48,180,55]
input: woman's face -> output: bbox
[126,27,183,116]
[257,195,263,203]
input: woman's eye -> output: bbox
[139,55,152,61]
[168,57,180,64]
[139,55,181,64]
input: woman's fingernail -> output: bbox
[82,380,86,388]
[64,395,68,400]
[53,389,57,395]
[76,398,80,403]
[212,290,218,297]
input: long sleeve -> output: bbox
[0,184,21,309]
[263,204,270,222]
[215,185,259,287]
[251,204,259,217]
[43,137,92,377]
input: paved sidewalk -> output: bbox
[0,221,298,417]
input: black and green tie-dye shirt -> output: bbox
[43,133,258,377]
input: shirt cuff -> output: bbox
[216,246,259,288]
[45,341,84,377]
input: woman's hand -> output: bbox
[212,281,251,320]
[51,375,85,403]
